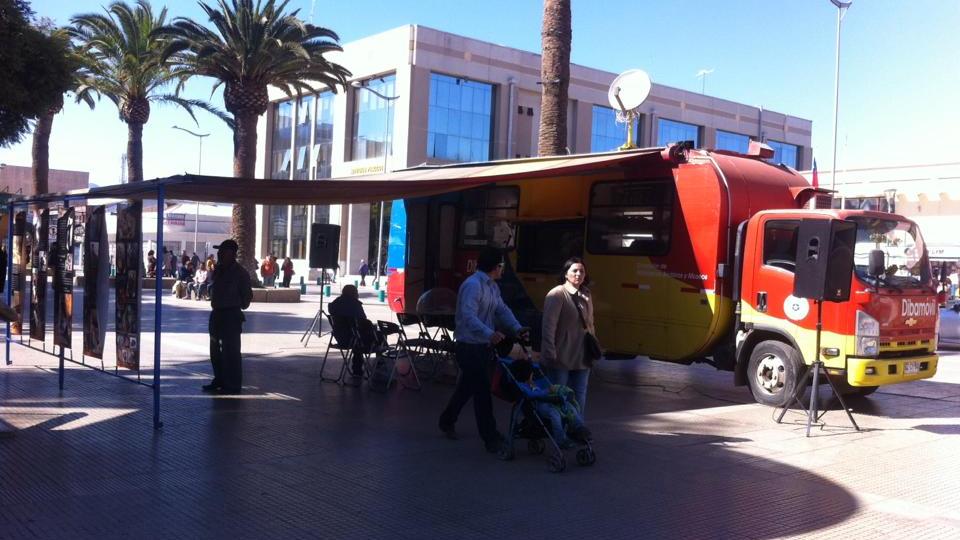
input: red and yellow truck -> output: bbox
[385,144,939,405]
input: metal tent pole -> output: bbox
[5,201,14,365]
[153,188,165,429]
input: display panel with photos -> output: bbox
[83,207,109,359]
[29,209,49,341]
[53,208,76,348]
[115,202,142,370]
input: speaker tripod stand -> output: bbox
[301,267,329,347]
[775,299,860,437]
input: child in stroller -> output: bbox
[493,339,596,472]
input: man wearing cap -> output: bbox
[203,239,253,394]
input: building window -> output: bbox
[290,205,308,259]
[768,140,799,169]
[591,105,638,153]
[587,180,674,256]
[270,101,293,180]
[313,205,330,224]
[459,186,519,248]
[763,220,800,272]
[314,91,334,179]
[716,130,750,154]
[427,73,494,162]
[351,74,396,161]
[267,205,288,257]
[293,95,313,180]
[657,118,700,147]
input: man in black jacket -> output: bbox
[202,240,253,394]
[328,285,375,376]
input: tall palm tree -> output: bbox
[31,27,96,196]
[157,0,351,276]
[70,0,215,183]
[537,0,572,157]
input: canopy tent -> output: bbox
[5,147,667,431]
[12,148,663,206]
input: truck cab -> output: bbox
[736,209,939,406]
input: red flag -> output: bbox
[811,158,819,188]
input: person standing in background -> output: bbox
[203,239,253,395]
[281,256,295,288]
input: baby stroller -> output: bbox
[491,338,596,473]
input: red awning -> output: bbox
[13,149,666,205]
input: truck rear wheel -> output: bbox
[747,340,804,407]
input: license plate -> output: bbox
[904,361,920,375]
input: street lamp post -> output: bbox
[171,125,209,255]
[829,0,852,191]
[351,81,400,286]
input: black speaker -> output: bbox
[793,219,858,302]
[309,224,341,269]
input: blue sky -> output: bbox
[3,0,958,185]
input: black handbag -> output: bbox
[569,290,602,366]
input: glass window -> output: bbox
[290,205,308,259]
[351,74,396,161]
[841,197,892,212]
[517,219,584,273]
[293,95,313,180]
[267,205,288,257]
[851,216,931,287]
[716,130,750,154]
[768,140,799,168]
[314,91,334,179]
[427,73,494,162]
[270,101,293,180]
[763,220,800,272]
[459,186,519,248]
[657,118,700,147]
[587,180,674,256]
[590,105,641,153]
[313,205,330,224]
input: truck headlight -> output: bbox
[856,310,880,357]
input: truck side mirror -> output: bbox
[868,249,885,277]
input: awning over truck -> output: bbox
[13,149,665,206]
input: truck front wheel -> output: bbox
[747,340,804,407]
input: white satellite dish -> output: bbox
[608,69,652,113]
[607,70,652,150]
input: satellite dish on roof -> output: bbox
[607,70,652,150]
[608,69,652,113]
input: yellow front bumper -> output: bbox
[846,355,938,387]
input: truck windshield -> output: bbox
[850,216,932,288]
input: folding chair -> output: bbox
[375,320,423,391]
[321,313,373,386]
[421,313,458,382]
[396,312,439,375]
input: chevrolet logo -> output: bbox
[905,317,918,327]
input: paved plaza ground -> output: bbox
[1,281,959,539]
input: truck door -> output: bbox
[743,216,803,341]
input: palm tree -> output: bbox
[69,0,215,183]
[31,27,96,196]
[537,0,572,157]
[157,0,351,276]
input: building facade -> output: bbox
[0,164,89,196]
[803,162,960,262]
[255,25,813,277]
